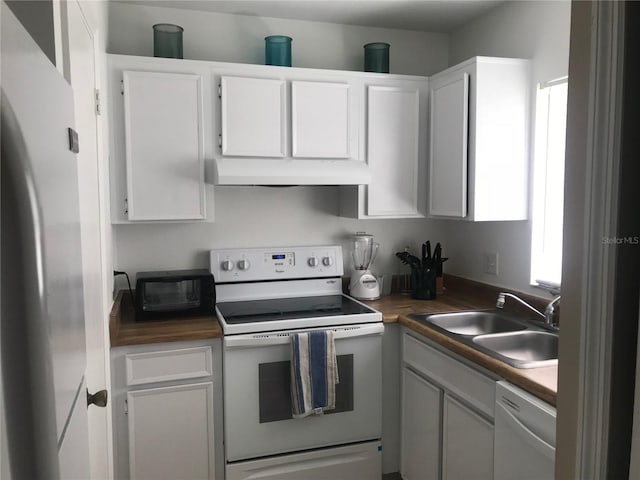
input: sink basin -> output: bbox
[473,331,558,367]
[408,309,558,368]
[410,311,527,336]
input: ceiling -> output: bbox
[117,0,505,33]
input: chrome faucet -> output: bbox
[496,292,561,328]
[544,295,562,327]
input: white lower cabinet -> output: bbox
[111,340,223,480]
[443,394,493,480]
[401,330,496,480]
[401,368,441,479]
[127,383,214,480]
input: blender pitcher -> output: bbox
[349,232,380,300]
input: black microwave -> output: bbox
[135,269,216,320]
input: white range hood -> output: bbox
[213,157,371,185]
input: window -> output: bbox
[530,78,568,287]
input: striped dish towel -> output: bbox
[290,330,339,418]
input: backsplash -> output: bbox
[113,186,447,292]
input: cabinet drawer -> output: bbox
[126,346,213,386]
[403,333,495,418]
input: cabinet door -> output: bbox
[367,85,420,216]
[221,76,286,157]
[429,71,469,218]
[443,394,493,480]
[292,81,351,158]
[127,382,215,480]
[123,71,205,221]
[401,368,441,480]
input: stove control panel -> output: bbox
[210,245,344,283]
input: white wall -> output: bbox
[107,2,449,76]
[107,2,450,285]
[5,0,56,64]
[113,186,446,284]
[443,0,571,295]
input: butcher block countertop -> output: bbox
[109,276,557,405]
[109,290,222,347]
[364,276,558,406]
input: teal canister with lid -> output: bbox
[364,42,390,73]
[265,35,292,67]
[153,23,184,59]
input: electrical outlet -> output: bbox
[485,252,499,275]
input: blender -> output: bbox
[349,232,380,300]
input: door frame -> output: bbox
[556,1,629,478]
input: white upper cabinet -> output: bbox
[340,77,428,219]
[429,72,469,218]
[109,54,435,192]
[220,76,286,158]
[215,71,366,185]
[428,57,530,221]
[291,81,351,158]
[123,70,206,221]
[366,85,420,216]
[108,55,215,224]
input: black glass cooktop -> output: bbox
[216,294,375,324]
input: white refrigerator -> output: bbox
[1,3,90,478]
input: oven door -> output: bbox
[223,323,384,462]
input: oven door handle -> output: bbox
[224,323,384,348]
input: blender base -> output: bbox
[349,270,381,300]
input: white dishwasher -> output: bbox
[494,381,557,480]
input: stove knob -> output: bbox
[322,256,334,267]
[221,260,234,272]
[238,259,250,271]
[308,256,319,268]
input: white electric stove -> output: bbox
[210,244,382,334]
[209,245,383,480]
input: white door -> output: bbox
[429,71,469,218]
[442,394,494,480]
[400,368,441,480]
[67,2,113,478]
[123,70,206,220]
[127,383,215,480]
[291,80,351,158]
[220,76,286,157]
[366,85,420,216]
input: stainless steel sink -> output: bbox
[408,309,558,369]
[412,311,527,336]
[473,331,558,368]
